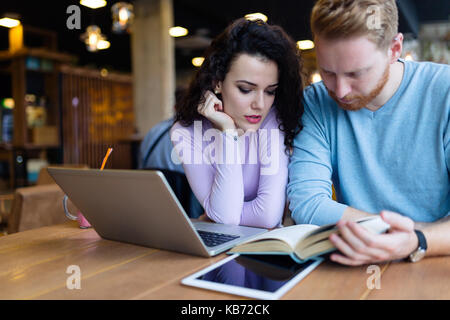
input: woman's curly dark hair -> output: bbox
[175,18,305,151]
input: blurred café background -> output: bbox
[0,0,448,234]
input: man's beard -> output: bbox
[327,64,390,111]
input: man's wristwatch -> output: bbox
[408,229,427,262]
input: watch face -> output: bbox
[410,249,426,262]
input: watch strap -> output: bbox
[414,229,427,251]
[408,229,427,262]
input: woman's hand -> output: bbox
[197,90,236,131]
[198,213,214,222]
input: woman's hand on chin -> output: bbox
[197,90,236,132]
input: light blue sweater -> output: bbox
[288,60,450,225]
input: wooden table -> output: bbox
[1,222,449,300]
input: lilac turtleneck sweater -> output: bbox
[170,107,288,229]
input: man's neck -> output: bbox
[366,60,405,111]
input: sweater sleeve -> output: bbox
[287,89,347,225]
[239,123,289,229]
[171,122,245,225]
[445,104,450,217]
[171,112,288,228]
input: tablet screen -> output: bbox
[182,254,323,299]
[199,255,315,292]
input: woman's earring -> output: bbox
[214,88,220,95]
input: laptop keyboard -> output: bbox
[197,230,240,247]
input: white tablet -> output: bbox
[181,254,323,300]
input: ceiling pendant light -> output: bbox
[80,0,107,9]
[169,26,189,38]
[111,2,134,34]
[244,13,268,22]
[297,40,315,50]
[80,25,109,52]
[0,13,21,28]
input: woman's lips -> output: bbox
[245,115,262,124]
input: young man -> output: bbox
[288,0,450,266]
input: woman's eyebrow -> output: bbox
[236,80,257,86]
[236,80,278,87]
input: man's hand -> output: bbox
[329,210,419,266]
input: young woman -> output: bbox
[171,18,304,228]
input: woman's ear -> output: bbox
[214,82,222,95]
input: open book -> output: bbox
[229,216,390,263]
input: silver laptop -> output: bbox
[48,168,267,257]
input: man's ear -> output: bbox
[388,33,403,64]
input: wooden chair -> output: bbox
[36,163,89,185]
[7,184,69,234]
[0,194,14,236]
[4,164,87,234]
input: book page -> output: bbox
[300,216,390,249]
[296,216,390,260]
[240,224,319,249]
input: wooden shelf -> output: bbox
[0,143,60,151]
[0,48,75,63]
[23,143,60,150]
[0,46,69,188]
[25,68,56,75]
[59,65,133,82]
[0,144,14,151]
